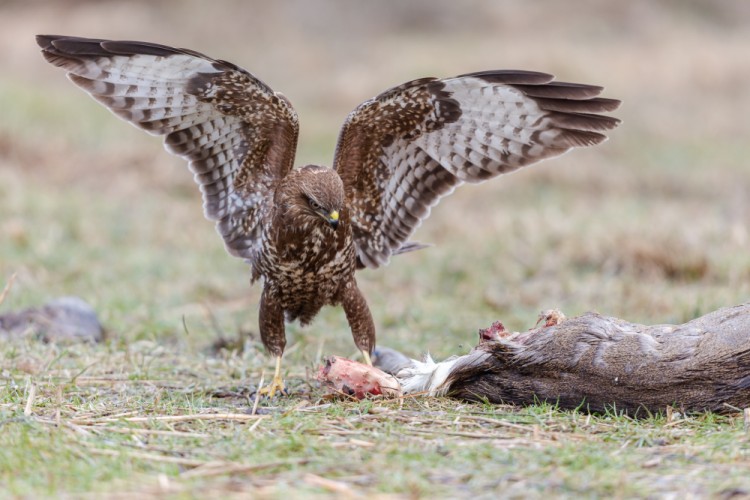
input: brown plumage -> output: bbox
[390,304,750,415]
[37,35,620,395]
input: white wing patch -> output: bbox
[38,36,299,263]
[334,71,620,269]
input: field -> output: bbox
[1,0,749,497]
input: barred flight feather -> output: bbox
[37,35,298,261]
[334,71,620,268]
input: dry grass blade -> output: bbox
[0,272,17,307]
[463,415,534,431]
[79,425,211,439]
[403,427,556,442]
[63,377,180,386]
[251,370,264,416]
[72,410,140,423]
[55,385,63,427]
[331,438,376,449]
[347,438,375,448]
[85,447,212,468]
[23,380,37,417]
[248,416,266,433]
[312,429,361,436]
[62,422,92,436]
[180,458,310,479]
[303,473,357,496]
[72,413,263,425]
[461,415,591,441]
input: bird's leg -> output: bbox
[258,287,287,398]
[361,350,373,367]
[341,279,376,366]
[259,355,286,398]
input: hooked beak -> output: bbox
[327,210,340,230]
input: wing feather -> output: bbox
[334,71,620,268]
[37,35,299,262]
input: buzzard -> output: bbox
[37,35,620,396]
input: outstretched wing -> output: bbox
[37,35,299,262]
[333,70,620,269]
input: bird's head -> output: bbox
[279,165,345,231]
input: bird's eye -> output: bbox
[309,199,322,210]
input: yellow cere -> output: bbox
[329,210,339,221]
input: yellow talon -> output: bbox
[362,350,373,367]
[258,356,286,398]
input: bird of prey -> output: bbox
[37,35,620,397]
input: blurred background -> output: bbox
[1,0,749,359]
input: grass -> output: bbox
[2,0,750,497]
[2,344,749,498]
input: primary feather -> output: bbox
[334,70,620,268]
[37,35,298,262]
